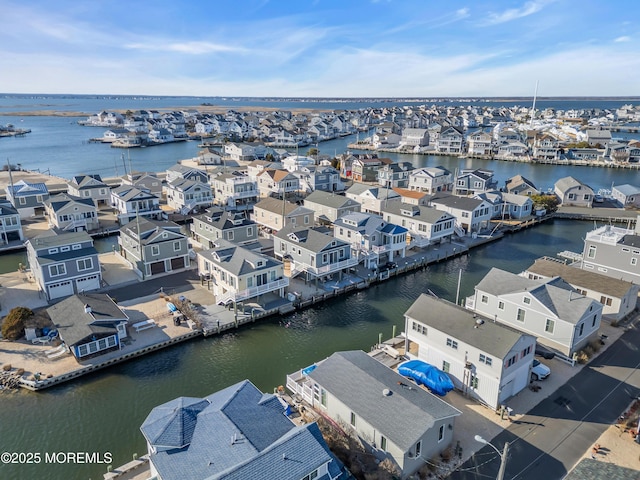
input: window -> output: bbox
[173,241,181,252]
[587,245,596,259]
[415,441,422,458]
[523,297,531,305]
[600,296,612,306]
[516,308,525,322]
[320,389,327,407]
[442,361,450,373]
[481,295,488,304]
[506,354,517,367]
[151,245,159,256]
[380,436,387,450]
[48,248,59,254]
[545,318,555,334]
[60,246,71,252]
[521,345,532,357]
[247,227,253,237]
[19,197,26,205]
[498,301,504,310]
[446,338,458,349]
[592,315,597,327]
[302,470,319,480]
[438,425,445,442]
[578,323,584,337]
[632,258,638,266]
[77,258,93,271]
[412,321,427,335]
[471,374,479,389]
[49,264,66,277]
[479,354,492,366]
[350,412,356,427]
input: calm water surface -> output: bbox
[0,219,593,480]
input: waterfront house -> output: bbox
[252,197,314,234]
[246,159,282,180]
[5,179,49,218]
[120,171,163,197]
[381,202,455,248]
[586,129,612,148]
[257,169,300,198]
[580,222,640,285]
[223,141,267,161]
[274,225,357,283]
[282,155,316,172]
[522,257,639,323]
[400,128,429,148]
[295,164,344,193]
[404,294,537,410]
[554,176,594,207]
[110,185,162,224]
[504,175,540,196]
[304,191,361,224]
[118,218,190,279]
[351,156,393,183]
[333,212,407,269]
[475,191,534,220]
[612,184,640,208]
[436,126,464,154]
[165,163,209,184]
[0,200,23,244]
[453,169,497,196]
[210,169,258,211]
[140,380,346,480]
[26,230,102,301]
[377,162,414,188]
[67,174,110,206]
[392,188,430,206]
[48,293,128,360]
[191,207,257,248]
[466,132,493,156]
[286,350,461,479]
[197,239,288,305]
[467,267,603,358]
[345,183,401,215]
[44,193,100,232]
[429,194,492,235]
[496,140,530,159]
[532,133,561,161]
[102,128,130,142]
[407,166,453,194]
[164,178,213,214]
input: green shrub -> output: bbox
[1,307,33,340]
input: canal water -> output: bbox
[0,218,594,480]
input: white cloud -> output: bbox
[482,1,550,26]
[614,36,631,43]
[125,41,245,55]
[456,8,470,18]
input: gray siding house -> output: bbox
[304,191,361,224]
[118,218,190,279]
[286,350,461,479]
[190,207,257,248]
[26,231,102,301]
[165,163,208,184]
[110,185,162,224]
[580,222,640,284]
[44,193,100,232]
[67,174,110,206]
[381,202,455,248]
[5,180,50,218]
[554,176,594,207]
[467,267,603,358]
[165,178,213,214]
[252,197,314,234]
[210,170,258,211]
[0,200,24,244]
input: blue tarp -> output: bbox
[302,364,317,375]
[397,360,454,396]
[167,302,178,313]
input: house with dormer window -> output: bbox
[252,197,314,234]
[274,225,358,283]
[504,175,540,196]
[257,169,300,198]
[67,174,110,206]
[118,218,190,278]
[210,170,258,211]
[466,132,493,156]
[26,231,102,300]
[345,183,401,215]
[5,180,49,218]
[404,295,536,410]
[428,194,492,235]
[351,156,393,183]
[48,293,128,360]
[436,126,464,154]
[381,203,455,248]
[190,207,257,248]
[120,171,163,196]
[334,212,407,269]
[110,185,162,224]
[197,239,288,306]
[466,267,603,357]
[44,193,100,232]
[165,178,213,215]
[453,169,497,196]
[554,176,594,207]
[165,163,209,184]
[304,191,361,223]
[377,162,414,189]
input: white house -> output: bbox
[404,294,537,410]
[554,176,594,207]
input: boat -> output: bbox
[397,359,454,396]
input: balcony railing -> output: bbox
[215,277,289,304]
[302,256,359,276]
[465,295,475,309]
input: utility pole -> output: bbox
[497,441,509,480]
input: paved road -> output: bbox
[450,322,640,480]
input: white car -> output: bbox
[531,359,551,381]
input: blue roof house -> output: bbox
[5,179,50,219]
[140,380,347,480]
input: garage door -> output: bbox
[48,280,74,300]
[150,261,166,275]
[76,274,100,293]
[170,257,185,270]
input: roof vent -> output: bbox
[84,304,92,314]
[382,388,391,396]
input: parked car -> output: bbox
[535,343,556,359]
[531,359,551,381]
[379,261,397,271]
[593,194,604,203]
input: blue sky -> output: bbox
[1,0,638,97]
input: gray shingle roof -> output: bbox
[308,350,460,451]
[275,225,349,254]
[525,258,636,298]
[382,202,454,223]
[140,380,342,480]
[564,458,639,480]
[29,230,93,249]
[429,194,483,211]
[199,239,280,276]
[305,191,359,210]
[45,193,95,212]
[405,294,532,359]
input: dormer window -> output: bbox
[523,297,531,305]
[48,248,59,254]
